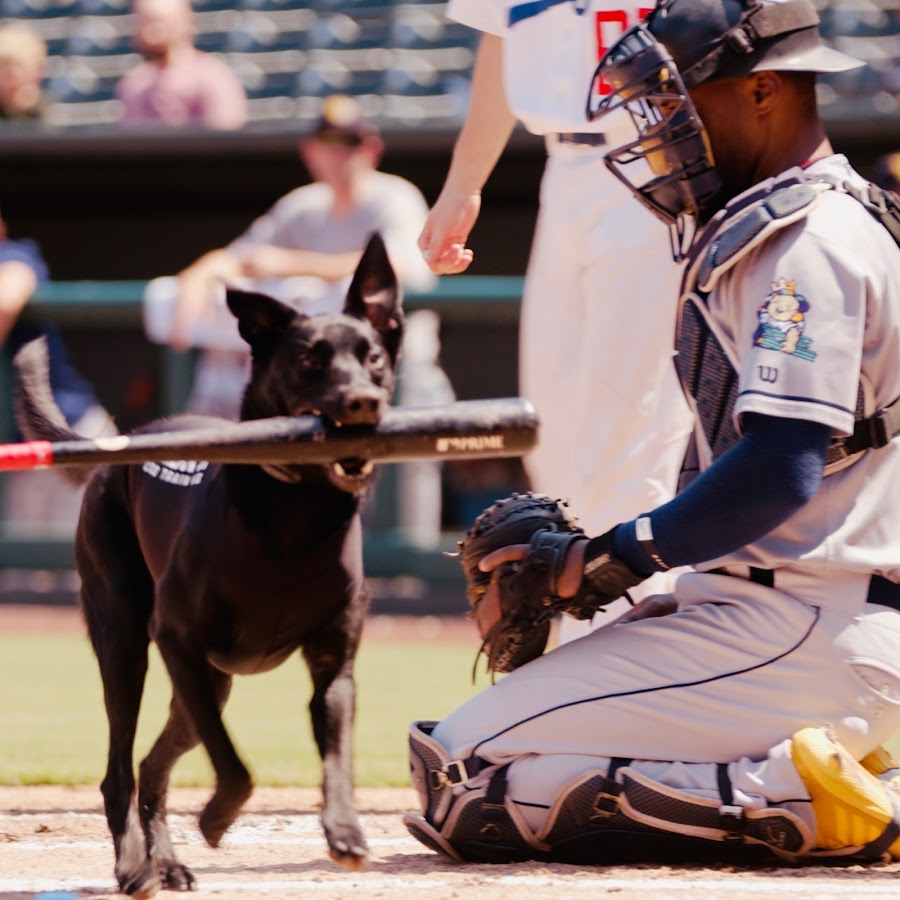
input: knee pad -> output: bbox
[406,721,540,862]
[537,765,813,864]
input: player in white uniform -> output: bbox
[419,1,694,639]
[404,0,900,865]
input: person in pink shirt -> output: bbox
[116,0,247,130]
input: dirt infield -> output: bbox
[2,606,900,899]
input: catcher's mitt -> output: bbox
[456,492,588,675]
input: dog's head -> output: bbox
[226,233,404,493]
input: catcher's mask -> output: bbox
[586,0,863,259]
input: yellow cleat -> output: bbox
[860,745,900,789]
[791,727,900,858]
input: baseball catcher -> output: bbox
[403,0,900,871]
[456,492,645,674]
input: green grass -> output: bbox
[2,629,899,788]
[0,629,492,787]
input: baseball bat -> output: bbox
[0,397,538,471]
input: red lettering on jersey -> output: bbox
[593,8,646,95]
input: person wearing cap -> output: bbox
[144,94,436,418]
[403,0,900,867]
[116,0,247,130]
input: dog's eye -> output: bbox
[298,342,332,372]
[368,350,384,367]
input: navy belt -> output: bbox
[555,131,607,146]
[709,567,900,613]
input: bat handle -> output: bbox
[0,440,53,470]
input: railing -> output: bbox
[0,277,525,612]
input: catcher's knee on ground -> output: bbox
[404,721,812,864]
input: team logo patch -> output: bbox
[752,278,817,360]
[142,459,209,486]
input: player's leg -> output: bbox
[518,150,586,510]
[407,573,900,859]
[407,725,900,864]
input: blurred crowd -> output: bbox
[0,0,895,545]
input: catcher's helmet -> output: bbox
[586,0,863,256]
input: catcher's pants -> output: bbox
[432,571,900,835]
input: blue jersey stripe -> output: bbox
[738,388,855,417]
[509,0,574,27]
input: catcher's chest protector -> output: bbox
[676,170,900,474]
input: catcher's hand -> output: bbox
[457,492,648,675]
[456,492,583,674]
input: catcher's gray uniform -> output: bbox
[415,153,900,848]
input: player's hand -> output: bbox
[418,187,481,275]
[479,538,588,599]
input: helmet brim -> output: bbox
[748,42,864,75]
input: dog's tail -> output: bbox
[13,337,94,485]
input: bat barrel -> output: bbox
[0,398,539,470]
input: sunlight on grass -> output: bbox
[0,627,490,787]
[2,628,899,789]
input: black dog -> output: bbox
[13,234,403,897]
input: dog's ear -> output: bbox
[226,288,298,355]
[343,233,404,364]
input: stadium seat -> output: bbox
[0,0,78,18]
[239,0,316,10]
[310,0,394,11]
[65,16,134,55]
[306,9,392,51]
[74,0,130,16]
[48,63,119,102]
[226,9,316,52]
[391,3,478,50]
[295,59,384,98]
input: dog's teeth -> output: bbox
[333,462,347,477]
[361,461,374,475]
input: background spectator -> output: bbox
[0,22,51,122]
[143,94,437,419]
[116,0,247,130]
[0,211,116,535]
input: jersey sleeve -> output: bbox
[227,189,310,258]
[729,213,865,437]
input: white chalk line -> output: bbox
[0,876,898,897]
[4,814,899,897]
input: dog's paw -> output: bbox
[199,777,254,847]
[117,862,161,898]
[324,822,369,871]
[160,860,198,892]
[328,840,369,871]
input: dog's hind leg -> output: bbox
[302,598,369,870]
[136,671,232,890]
[152,621,253,848]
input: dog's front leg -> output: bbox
[153,623,253,848]
[303,622,368,870]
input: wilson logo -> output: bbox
[758,366,779,383]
